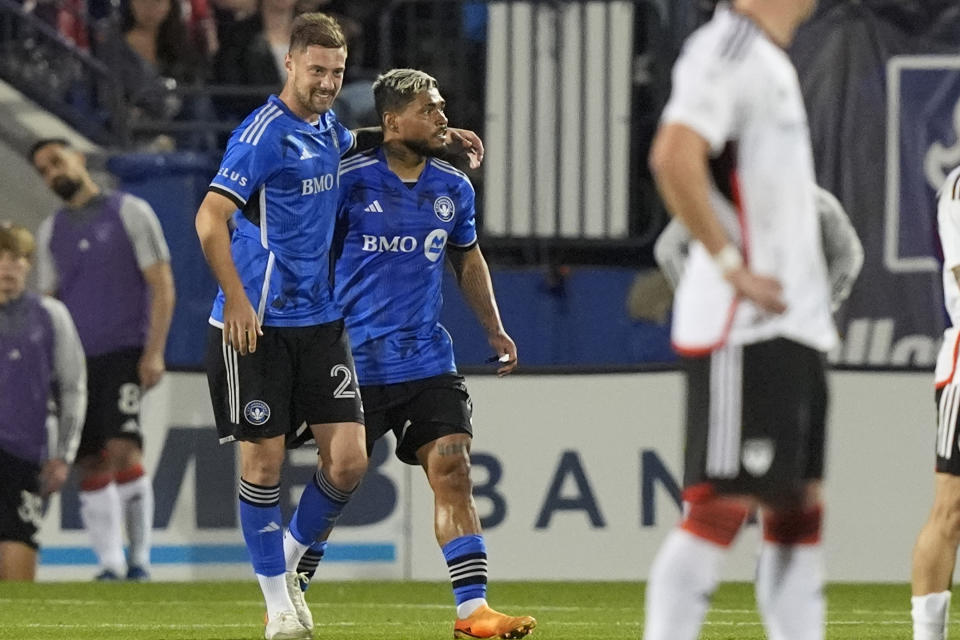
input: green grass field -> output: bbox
[0,581,941,639]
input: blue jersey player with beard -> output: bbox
[295,69,537,640]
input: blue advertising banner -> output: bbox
[790,4,960,369]
[885,56,960,274]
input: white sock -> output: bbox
[457,597,487,619]
[283,528,310,573]
[913,591,951,640]
[642,528,725,640]
[257,573,295,619]
[756,542,825,640]
[79,483,126,575]
[116,474,153,569]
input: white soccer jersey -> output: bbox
[661,3,837,355]
[935,166,960,387]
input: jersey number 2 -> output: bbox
[330,364,357,398]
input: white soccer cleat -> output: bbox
[264,609,310,640]
[285,571,314,631]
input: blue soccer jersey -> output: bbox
[334,148,478,385]
[208,95,356,327]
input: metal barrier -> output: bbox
[0,0,280,151]
[0,0,125,145]
[378,0,672,260]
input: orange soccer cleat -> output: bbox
[453,604,537,639]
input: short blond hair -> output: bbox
[0,222,35,260]
[373,68,439,121]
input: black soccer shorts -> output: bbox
[360,373,473,465]
[935,383,960,474]
[76,347,144,459]
[206,320,364,444]
[0,447,43,549]
[682,337,828,502]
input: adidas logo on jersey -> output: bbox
[299,147,315,160]
[363,200,384,213]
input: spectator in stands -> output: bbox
[311,0,386,72]
[95,0,211,148]
[212,0,373,123]
[208,0,257,51]
[181,0,219,58]
[213,0,295,118]
[27,0,91,50]
[0,222,86,582]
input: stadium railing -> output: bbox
[0,0,679,267]
[0,0,280,151]
[376,0,671,265]
[0,0,125,145]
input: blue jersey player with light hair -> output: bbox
[196,13,366,640]
[294,68,536,640]
[195,15,484,640]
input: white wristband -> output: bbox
[713,244,743,276]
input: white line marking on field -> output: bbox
[1,619,919,630]
[0,598,584,612]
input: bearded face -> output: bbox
[51,175,83,201]
[32,143,90,203]
[286,45,346,118]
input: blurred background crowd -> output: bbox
[0,0,494,148]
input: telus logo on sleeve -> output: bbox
[217,168,248,187]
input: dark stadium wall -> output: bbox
[790,2,960,368]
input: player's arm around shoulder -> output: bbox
[448,245,517,376]
[348,126,483,168]
[443,128,484,170]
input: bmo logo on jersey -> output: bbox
[301,174,335,195]
[362,235,418,253]
[360,229,448,262]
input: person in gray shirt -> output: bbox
[31,138,175,581]
[0,222,86,581]
[654,184,864,312]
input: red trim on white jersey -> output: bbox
[673,168,750,356]
[672,300,740,357]
[936,331,960,389]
